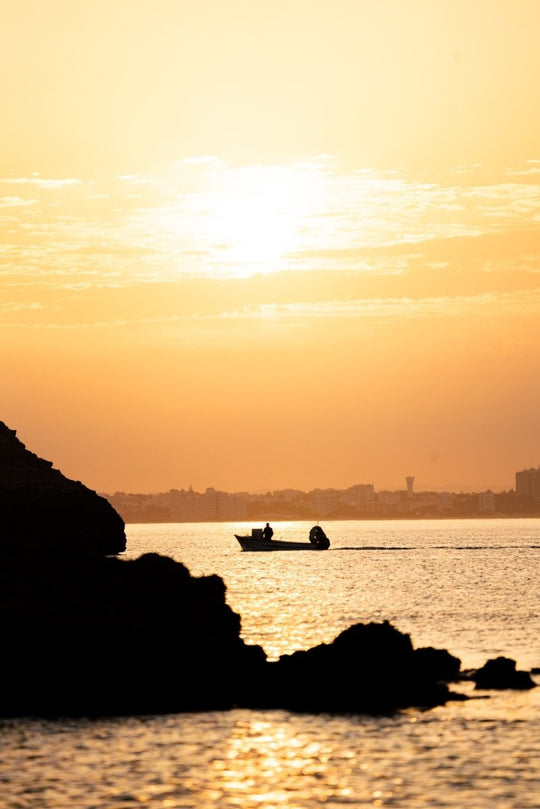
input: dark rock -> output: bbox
[414,646,462,682]
[472,657,536,690]
[0,551,267,716]
[249,621,461,714]
[0,421,126,557]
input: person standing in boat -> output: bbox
[262,522,274,542]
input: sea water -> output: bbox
[1,518,538,808]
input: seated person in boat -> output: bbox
[262,522,274,541]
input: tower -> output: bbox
[405,476,414,498]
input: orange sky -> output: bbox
[2,1,540,495]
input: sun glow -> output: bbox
[145,163,329,279]
[140,158,510,282]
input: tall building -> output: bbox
[515,467,540,502]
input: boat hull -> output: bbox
[235,535,329,551]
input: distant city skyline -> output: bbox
[104,469,540,524]
[106,464,540,500]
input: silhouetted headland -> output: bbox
[0,421,125,558]
[0,421,534,717]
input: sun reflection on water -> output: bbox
[212,714,358,807]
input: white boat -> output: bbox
[235,526,330,551]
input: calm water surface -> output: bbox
[2,519,539,808]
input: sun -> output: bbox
[201,166,307,276]
[210,186,295,268]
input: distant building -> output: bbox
[343,484,376,512]
[437,492,454,512]
[478,490,496,513]
[218,491,248,520]
[515,467,540,503]
[376,490,403,513]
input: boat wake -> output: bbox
[336,544,540,551]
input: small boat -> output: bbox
[235,526,330,551]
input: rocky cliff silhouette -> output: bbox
[0,421,125,557]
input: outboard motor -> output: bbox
[309,525,330,549]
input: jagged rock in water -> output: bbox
[250,620,463,714]
[472,656,536,690]
[413,646,462,682]
[0,421,126,557]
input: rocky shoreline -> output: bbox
[0,421,535,718]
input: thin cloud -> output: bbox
[0,196,37,207]
[3,156,540,287]
[0,176,85,189]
